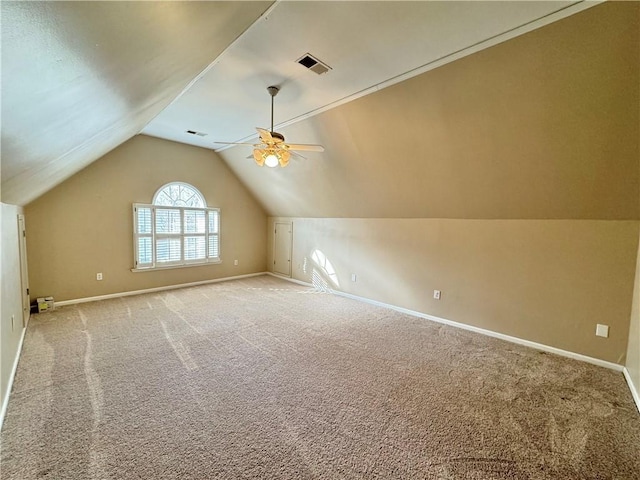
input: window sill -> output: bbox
[131,260,222,273]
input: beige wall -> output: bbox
[1,203,26,416]
[269,217,639,365]
[25,135,267,301]
[623,0,640,404]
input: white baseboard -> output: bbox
[0,321,28,432]
[268,272,310,287]
[623,367,640,414]
[56,272,268,306]
[337,290,623,372]
[267,272,623,372]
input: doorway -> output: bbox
[273,222,292,277]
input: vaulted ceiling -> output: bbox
[3,1,629,216]
[1,1,272,205]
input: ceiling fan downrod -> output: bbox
[267,85,279,135]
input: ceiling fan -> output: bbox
[215,86,324,168]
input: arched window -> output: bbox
[132,182,220,270]
[152,182,206,208]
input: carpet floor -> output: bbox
[1,275,639,479]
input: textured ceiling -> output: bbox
[1,1,599,208]
[142,1,582,149]
[1,1,272,206]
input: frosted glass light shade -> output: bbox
[253,148,290,168]
[265,153,279,168]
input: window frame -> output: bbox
[131,185,221,272]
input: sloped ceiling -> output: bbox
[141,1,580,149]
[4,0,629,218]
[1,1,272,206]
[218,1,640,220]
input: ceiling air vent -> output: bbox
[186,130,207,137]
[296,53,331,75]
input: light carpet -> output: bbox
[1,275,639,479]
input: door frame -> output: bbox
[17,214,30,328]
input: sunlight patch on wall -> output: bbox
[308,249,340,291]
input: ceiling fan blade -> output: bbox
[256,127,273,143]
[284,143,325,152]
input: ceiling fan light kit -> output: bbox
[253,148,290,168]
[216,85,324,168]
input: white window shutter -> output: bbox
[208,209,220,261]
[133,205,154,268]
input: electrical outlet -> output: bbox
[595,324,609,338]
[433,290,441,300]
[96,273,103,281]
[351,274,357,282]
[234,259,238,266]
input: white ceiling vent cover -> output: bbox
[296,53,332,75]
